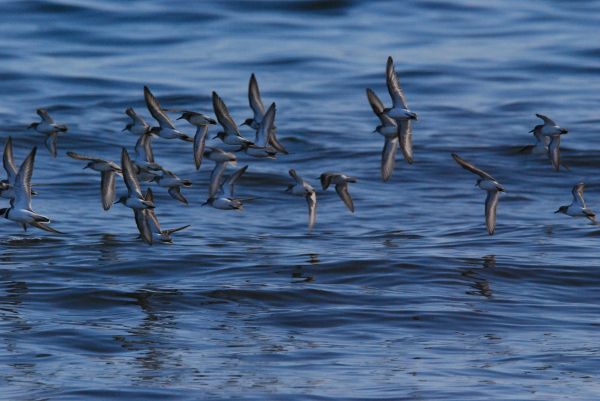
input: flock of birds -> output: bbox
[0,56,594,243]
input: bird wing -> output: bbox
[14,147,36,211]
[256,103,276,147]
[133,209,153,245]
[536,113,557,126]
[193,125,209,170]
[100,170,116,211]
[224,165,248,198]
[36,108,54,123]
[386,56,408,109]
[547,136,561,171]
[366,88,396,126]
[398,119,413,164]
[164,224,191,235]
[168,186,188,205]
[144,86,176,129]
[134,134,155,163]
[45,133,58,158]
[485,190,500,235]
[248,73,266,122]
[320,172,335,190]
[212,91,240,136]
[209,161,229,199]
[381,136,399,182]
[572,182,587,208]
[126,107,148,126]
[306,190,317,232]
[3,137,18,184]
[66,151,103,163]
[451,153,497,181]
[335,182,354,213]
[121,148,143,198]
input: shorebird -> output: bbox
[135,188,190,243]
[320,172,357,213]
[367,88,399,181]
[0,147,61,233]
[152,169,192,205]
[286,169,317,231]
[452,153,505,235]
[212,91,253,147]
[534,114,568,171]
[519,123,549,155]
[204,147,237,200]
[242,73,288,154]
[383,56,416,163]
[555,182,596,222]
[123,107,152,136]
[115,148,155,211]
[1,137,19,200]
[244,102,277,158]
[176,111,217,170]
[204,165,248,210]
[144,86,193,142]
[67,151,122,210]
[28,108,68,158]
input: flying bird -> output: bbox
[0,147,61,233]
[320,172,357,213]
[204,165,248,210]
[123,107,152,136]
[367,88,400,181]
[144,86,193,142]
[555,182,596,222]
[212,91,254,147]
[244,102,278,158]
[534,114,568,171]
[67,151,122,210]
[242,73,288,154]
[176,111,217,170]
[452,153,505,235]
[286,169,317,232]
[136,188,190,243]
[28,108,68,158]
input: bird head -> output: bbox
[555,205,568,214]
[122,123,132,132]
[27,122,39,130]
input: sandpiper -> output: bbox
[452,153,505,235]
[28,108,68,158]
[204,165,248,210]
[286,169,317,231]
[123,107,152,136]
[212,91,254,147]
[320,172,357,213]
[67,151,122,211]
[144,86,193,142]
[176,111,217,170]
[555,182,596,222]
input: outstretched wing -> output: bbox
[335,182,354,213]
[248,73,266,122]
[144,86,176,129]
[3,137,18,184]
[121,148,143,198]
[306,190,317,232]
[36,108,54,123]
[485,191,500,235]
[212,91,240,136]
[14,147,37,210]
[572,182,587,208]
[451,153,496,181]
[536,113,557,126]
[386,56,408,109]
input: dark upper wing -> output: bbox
[144,86,176,129]
[193,125,208,170]
[36,108,54,123]
[335,182,354,213]
[398,119,413,164]
[306,190,317,232]
[366,88,396,126]
[386,56,408,109]
[212,91,240,135]
[121,148,142,198]
[572,182,586,208]
[14,147,36,210]
[248,73,265,121]
[3,137,18,184]
[100,170,116,211]
[381,136,398,182]
[452,153,496,181]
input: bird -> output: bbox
[151,169,192,205]
[244,102,278,158]
[212,91,254,147]
[518,123,549,155]
[452,153,505,235]
[367,88,400,181]
[123,107,152,136]
[133,133,163,183]
[176,111,217,170]
[555,182,596,222]
[203,165,248,210]
[320,172,357,213]
[242,73,288,154]
[136,188,190,243]
[143,86,193,142]
[0,147,61,233]
[28,108,68,158]
[534,114,568,171]
[204,147,237,200]
[286,169,317,231]
[67,151,122,211]
[115,148,155,211]
[383,57,416,162]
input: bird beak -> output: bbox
[122,126,128,132]
[114,199,122,204]
[212,135,218,139]
[83,166,89,169]
[241,121,248,126]
[554,209,560,213]
[176,115,184,120]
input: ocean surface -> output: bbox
[2,0,600,399]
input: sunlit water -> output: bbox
[2,1,600,399]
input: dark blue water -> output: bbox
[2,0,600,399]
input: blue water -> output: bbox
[2,0,600,399]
